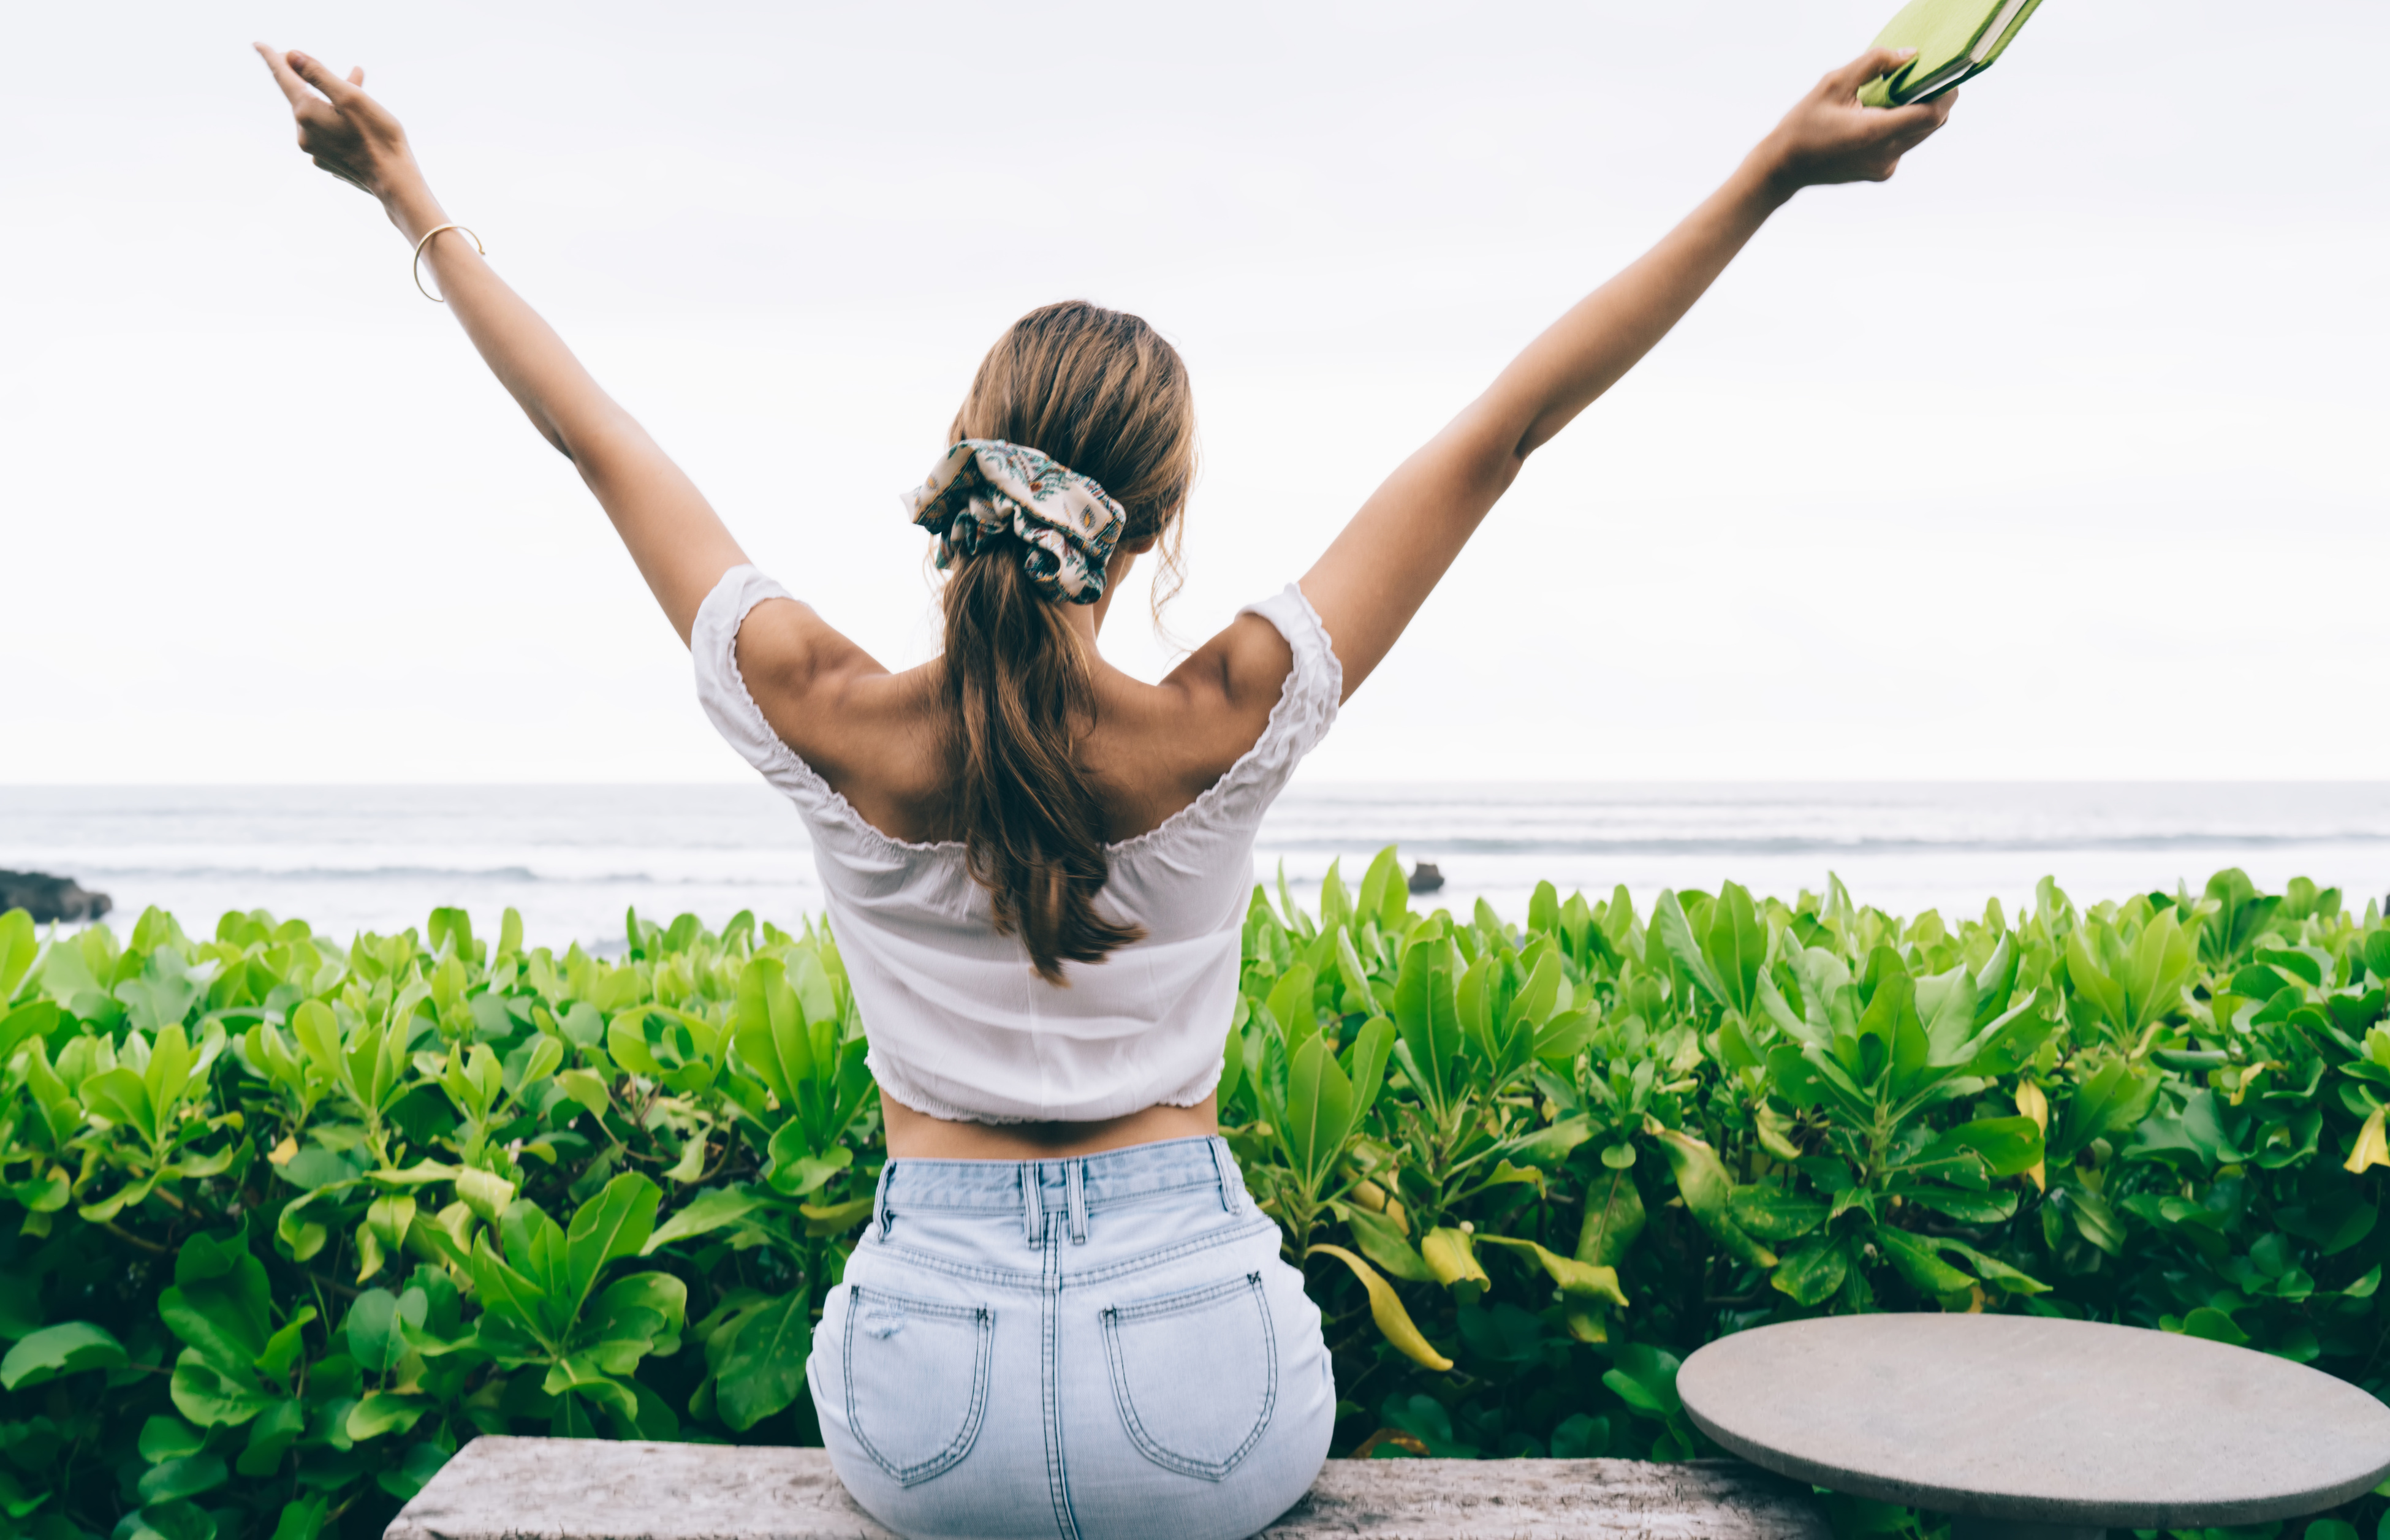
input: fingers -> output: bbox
[349,66,366,86]
[286,50,363,108]
[1876,93,1954,141]
[253,41,313,109]
[1826,45,1916,97]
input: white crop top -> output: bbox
[691,564,1341,1124]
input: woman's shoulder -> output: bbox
[1088,592,1337,841]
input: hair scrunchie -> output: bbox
[900,439,1127,605]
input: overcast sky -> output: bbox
[4,1,2383,784]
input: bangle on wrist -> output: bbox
[411,223,485,302]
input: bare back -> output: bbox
[731,588,1297,855]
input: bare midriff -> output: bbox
[881,1092,1220,1161]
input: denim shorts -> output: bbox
[808,1136,1334,1540]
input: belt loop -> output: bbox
[1065,1159,1090,1245]
[873,1159,897,1240]
[1022,1159,1045,1248]
[1207,1136,1241,1215]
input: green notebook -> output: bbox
[1857,0,2046,107]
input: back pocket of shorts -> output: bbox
[843,1287,994,1487]
[1101,1272,1277,1481]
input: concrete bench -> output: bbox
[389,1436,1830,1540]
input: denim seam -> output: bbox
[841,1286,993,1489]
[1100,1271,1279,1482]
[884,1174,1232,1216]
[1038,1228,1080,1540]
[867,1214,1277,1292]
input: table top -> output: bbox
[1677,1314,2390,1530]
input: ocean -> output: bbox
[3,783,2386,950]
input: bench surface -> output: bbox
[389,1435,1830,1540]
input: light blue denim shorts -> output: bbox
[808,1136,1334,1540]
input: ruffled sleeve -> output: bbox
[690,564,844,814]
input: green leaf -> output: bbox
[344,1392,429,1441]
[1655,1128,1775,1267]
[454,1167,517,1222]
[1286,1033,1354,1183]
[376,1443,452,1503]
[0,1321,127,1388]
[1919,1116,2044,1180]
[343,1290,410,1375]
[764,1126,851,1197]
[1576,1166,1647,1270]
[138,1416,205,1463]
[0,909,36,1002]
[1603,1343,1683,1420]
[1875,1228,1976,1297]
[82,1066,157,1144]
[1343,1207,1435,1283]
[234,1400,305,1478]
[1727,1186,1827,1242]
[1651,891,1730,1010]
[159,1228,275,1376]
[1771,1236,1849,1306]
[135,1457,227,1505]
[563,1173,662,1309]
[1697,882,1768,1019]
[643,1185,774,1254]
[2177,1306,2250,1346]
[169,1351,272,1427]
[268,1496,329,1540]
[733,958,812,1106]
[254,1307,316,1381]
[118,1500,216,1540]
[1390,939,1463,1112]
[715,1290,812,1433]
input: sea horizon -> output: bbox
[4,780,2386,949]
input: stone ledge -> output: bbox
[388,1436,1829,1540]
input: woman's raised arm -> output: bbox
[256,45,747,644]
[1300,47,1955,699]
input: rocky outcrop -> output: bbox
[0,871,112,923]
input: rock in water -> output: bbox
[0,871,112,923]
[1407,861,1444,895]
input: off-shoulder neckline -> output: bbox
[711,574,1337,863]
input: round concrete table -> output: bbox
[1677,1314,2390,1540]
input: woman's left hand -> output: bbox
[254,44,425,213]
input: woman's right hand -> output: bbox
[254,44,430,224]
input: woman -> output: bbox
[257,39,1951,1540]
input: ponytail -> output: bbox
[941,541,1140,982]
[936,300,1198,983]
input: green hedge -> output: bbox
[0,857,2384,1540]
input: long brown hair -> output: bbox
[941,300,1197,983]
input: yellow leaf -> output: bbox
[1421,1227,1490,1291]
[1563,1306,1609,1344]
[2346,1106,2389,1175]
[2016,1082,2049,1192]
[1310,1244,1452,1372]
[268,1136,298,1167]
[1477,1234,1630,1307]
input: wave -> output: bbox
[1255,832,2390,857]
[56,864,794,887]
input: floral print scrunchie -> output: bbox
[901,439,1127,605]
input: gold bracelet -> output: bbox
[410,222,485,303]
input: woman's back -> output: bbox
[727,567,1301,852]
[696,565,1341,1127]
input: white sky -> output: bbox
[3,1,2383,784]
